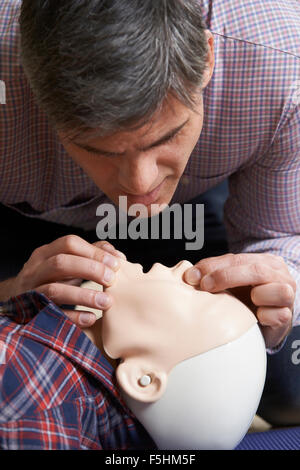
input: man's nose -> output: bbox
[118,155,159,194]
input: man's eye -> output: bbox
[163,130,183,145]
[165,134,177,144]
[88,150,120,159]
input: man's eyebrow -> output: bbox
[74,119,189,157]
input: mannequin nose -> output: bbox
[173,260,194,272]
[118,156,158,194]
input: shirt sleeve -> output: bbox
[224,96,300,350]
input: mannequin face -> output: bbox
[102,259,257,403]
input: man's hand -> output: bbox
[1,235,125,328]
[184,253,296,349]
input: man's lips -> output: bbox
[121,181,164,206]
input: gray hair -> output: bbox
[19,0,209,140]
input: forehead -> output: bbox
[72,94,194,149]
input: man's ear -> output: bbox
[116,358,167,403]
[201,29,215,89]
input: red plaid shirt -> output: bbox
[0,291,156,450]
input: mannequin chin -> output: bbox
[79,259,267,450]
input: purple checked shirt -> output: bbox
[0,1,300,325]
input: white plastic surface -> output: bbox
[121,324,266,450]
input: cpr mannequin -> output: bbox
[78,259,266,450]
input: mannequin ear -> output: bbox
[116,358,167,403]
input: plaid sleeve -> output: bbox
[224,96,300,350]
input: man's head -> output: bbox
[19,0,214,214]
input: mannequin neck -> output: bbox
[82,318,119,369]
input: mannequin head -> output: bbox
[100,259,266,449]
[80,259,266,449]
[102,259,258,400]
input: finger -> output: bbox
[36,283,112,311]
[200,264,293,292]
[257,306,293,349]
[93,241,127,260]
[184,253,288,285]
[30,235,121,270]
[251,282,295,309]
[256,306,293,328]
[31,254,116,288]
[61,309,97,328]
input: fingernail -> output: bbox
[116,250,127,260]
[79,313,95,326]
[104,267,115,283]
[202,275,215,291]
[101,243,115,254]
[95,292,110,308]
[103,253,119,270]
[186,268,201,285]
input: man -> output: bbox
[0,0,299,425]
